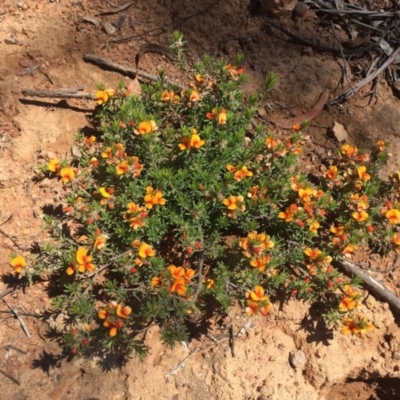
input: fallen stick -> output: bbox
[21,88,95,100]
[338,258,400,314]
[3,297,31,338]
[83,53,183,88]
[328,45,400,105]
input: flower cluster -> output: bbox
[98,301,132,337]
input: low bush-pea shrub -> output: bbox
[10,35,400,357]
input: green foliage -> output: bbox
[11,37,400,357]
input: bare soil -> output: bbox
[1,0,400,399]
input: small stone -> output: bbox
[289,350,306,369]
[383,342,390,350]
[103,22,116,36]
[257,108,266,117]
[383,303,389,311]
[33,210,40,218]
[22,228,30,235]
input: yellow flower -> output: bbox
[178,130,205,150]
[99,187,113,198]
[304,248,322,260]
[138,242,155,258]
[10,256,26,274]
[94,235,107,250]
[116,161,129,175]
[75,247,95,273]
[60,167,75,184]
[386,209,400,224]
[352,211,368,222]
[136,120,158,135]
[223,195,244,211]
[189,90,201,102]
[325,166,337,180]
[95,90,109,105]
[48,158,60,173]
[357,166,371,182]
[309,220,320,233]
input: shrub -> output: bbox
[10,35,400,357]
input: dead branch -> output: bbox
[21,88,95,100]
[338,258,400,313]
[328,46,400,105]
[3,297,31,338]
[96,0,135,16]
[83,54,183,88]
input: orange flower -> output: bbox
[178,129,205,150]
[248,285,268,302]
[128,217,146,230]
[224,64,244,78]
[218,109,227,125]
[357,166,371,182]
[330,225,345,236]
[292,124,301,132]
[227,165,253,181]
[250,255,271,272]
[101,147,113,159]
[342,244,355,258]
[223,195,245,211]
[325,166,337,180]
[168,265,185,279]
[10,256,26,274]
[48,158,60,173]
[95,90,109,105]
[189,90,201,102]
[116,303,132,318]
[138,242,155,258]
[352,211,368,222]
[93,234,107,250]
[309,220,320,233]
[278,204,298,223]
[298,187,313,202]
[90,157,99,167]
[136,120,158,135]
[386,209,400,224]
[393,233,400,246]
[341,143,357,158]
[60,167,75,183]
[144,186,166,209]
[304,248,322,260]
[265,136,278,150]
[151,276,163,287]
[99,187,113,198]
[245,300,272,316]
[169,278,187,296]
[376,140,386,151]
[184,268,195,283]
[74,247,95,273]
[115,160,128,175]
[342,316,374,337]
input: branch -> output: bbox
[21,87,94,100]
[338,258,400,313]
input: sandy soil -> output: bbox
[1,0,400,399]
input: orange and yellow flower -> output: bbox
[304,248,322,260]
[342,315,373,337]
[48,158,60,173]
[10,256,26,274]
[227,164,253,181]
[325,166,338,180]
[352,210,368,222]
[143,186,166,209]
[386,209,400,224]
[136,120,158,135]
[178,129,205,150]
[138,242,155,258]
[357,166,371,182]
[60,167,75,184]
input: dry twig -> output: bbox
[338,258,400,313]
[3,297,31,338]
